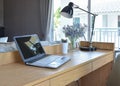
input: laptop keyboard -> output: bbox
[29,55,70,68]
[31,55,60,65]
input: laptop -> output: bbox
[13,34,70,68]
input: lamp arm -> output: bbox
[90,15,96,43]
[74,6,96,16]
[74,5,98,43]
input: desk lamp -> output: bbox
[61,2,97,51]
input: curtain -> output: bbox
[46,0,53,42]
[39,0,53,41]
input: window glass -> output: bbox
[53,0,120,48]
[53,0,88,42]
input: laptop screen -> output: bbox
[14,34,45,61]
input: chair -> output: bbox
[107,54,120,86]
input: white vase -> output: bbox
[62,42,68,54]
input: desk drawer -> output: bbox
[50,63,92,86]
[92,53,113,71]
[74,63,92,80]
[33,80,49,86]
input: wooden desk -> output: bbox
[0,42,114,86]
[0,50,113,86]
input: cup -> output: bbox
[62,42,68,54]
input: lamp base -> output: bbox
[79,46,97,51]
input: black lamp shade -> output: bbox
[61,2,73,18]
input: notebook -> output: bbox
[13,34,70,68]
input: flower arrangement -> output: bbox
[63,23,87,48]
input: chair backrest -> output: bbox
[107,54,120,86]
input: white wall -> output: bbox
[95,14,118,28]
[95,15,102,28]
[107,15,118,28]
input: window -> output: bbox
[91,0,120,48]
[53,0,120,48]
[53,0,88,42]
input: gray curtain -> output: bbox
[39,0,53,41]
[46,0,53,42]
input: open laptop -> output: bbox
[13,34,70,68]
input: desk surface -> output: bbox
[0,49,113,86]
